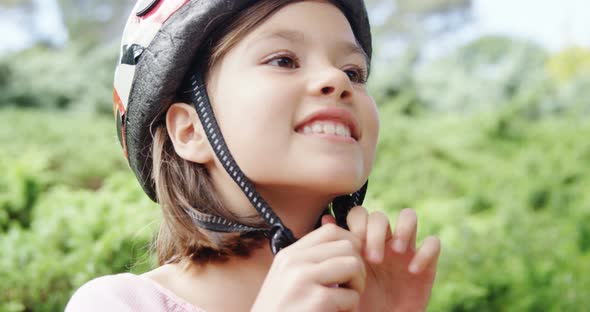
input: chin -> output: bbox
[304,172,366,196]
[249,160,370,197]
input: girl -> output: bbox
[66,0,441,311]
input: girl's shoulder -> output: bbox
[65,272,206,312]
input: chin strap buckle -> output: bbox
[267,224,296,255]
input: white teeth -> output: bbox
[323,123,336,135]
[300,121,352,138]
[312,123,323,134]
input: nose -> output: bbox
[309,67,353,102]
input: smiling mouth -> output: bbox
[295,119,358,143]
[294,106,361,142]
[300,119,351,137]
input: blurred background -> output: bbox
[1,0,589,311]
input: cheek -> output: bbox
[226,78,299,136]
[361,97,380,172]
[210,75,302,175]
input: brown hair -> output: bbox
[151,0,302,267]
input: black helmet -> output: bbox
[114,0,372,254]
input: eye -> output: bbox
[344,67,367,84]
[266,54,300,69]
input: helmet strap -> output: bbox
[189,72,296,253]
[332,181,368,229]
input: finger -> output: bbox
[296,223,361,251]
[312,256,366,294]
[346,206,368,242]
[408,236,441,274]
[423,247,440,275]
[322,214,337,225]
[297,239,364,266]
[408,213,418,252]
[327,287,361,312]
[365,211,391,263]
[391,208,417,254]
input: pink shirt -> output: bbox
[65,273,206,312]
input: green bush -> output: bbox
[0,43,118,115]
[2,35,590,311]
[0,109,159,312]
[0,175,159,312]
[2,106,589,311]
[370,104,590,311]
[546,47,590,83]
[0,109,128,191]
[412,36,549,114]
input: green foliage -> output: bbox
[0,109,128,190]
[413,36,549,114]
[370,104,590,311]
[0,43,118,114]
[2,35,590,311]
[375,36,590,120]
[546,47,590,83]
[0,109,159,312]
[56,0,134,46]
[3,105,589,310]
[367,0,472,44]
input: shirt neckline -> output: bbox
[128,273,206,312]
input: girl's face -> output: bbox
[206,0,379,198]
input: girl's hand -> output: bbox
[322,207,441,312]
[252,223,366,312]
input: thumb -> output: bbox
[321,214,337,226]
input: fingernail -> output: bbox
[408,263,421,274]
[370,250,383,263]
[393,239,407,253]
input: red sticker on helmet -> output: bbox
[136,0,160,17]
[137,0,189,25]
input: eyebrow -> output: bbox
[252,29,369,67]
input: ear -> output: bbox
[166,102,213,164]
